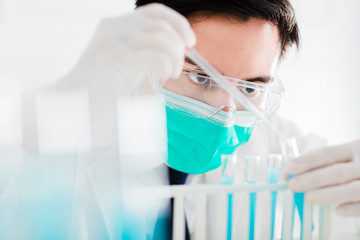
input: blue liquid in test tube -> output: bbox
[266,154,282,240]
[222,179,234,240]
[288,174,307,240]
[221,154,237,240]
[279,137,311,240]
[248,181,256,240]
[245,155,260,240]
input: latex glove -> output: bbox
[63,3,196,93]
[282,140,360,216]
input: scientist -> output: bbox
[284,140,360,217]
[40,0,300,238]
[21,0,359,236]
[44,0,299,175]
[132,0,300,239]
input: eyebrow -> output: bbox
[185,57,201,69]
[184,57,271,83]
[244,76,271,84]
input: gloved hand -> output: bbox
[282,140,360,216]
[62,3,196,93]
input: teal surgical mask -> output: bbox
[162,89,256,174]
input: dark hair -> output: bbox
[135,0,300,58]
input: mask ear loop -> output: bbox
[211,103,236,116]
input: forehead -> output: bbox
[189,16,280,79]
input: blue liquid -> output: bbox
[121,209,145,240]
[294,192,306,240]
[266,167,280,240]
[288,174,312,240]
[227,194,233,240]
[266,168,280,183]
[247,181,256,240]
[270,192,277,240]
[221,176,234,240]
[28,197,73,240]
[221,176,234,185]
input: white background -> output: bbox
[277,0,360,146]
[0,0,359,145]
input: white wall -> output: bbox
[277,0,360,145]
[0,0,135,91]
[0,0,359,145]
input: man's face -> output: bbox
[163,16,281,111]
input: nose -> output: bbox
[222,106,234,113]
[212,103,236,115]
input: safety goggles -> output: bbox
[158,63,285,121]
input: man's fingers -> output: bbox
[335,202,360,217]
[288,162,360,192]
[137,3,196,47]
[283,142,354,177]
[305,180,360,205]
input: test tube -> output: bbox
[267,154,282,183]
[245,155,260,240]
[221,154,237,240]
[221,154,236,185]
[245,155,260,184]
[280,137,306,239]
[266,154,283,240]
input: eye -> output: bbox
[188,73,210,84]
[240,87,258,96]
